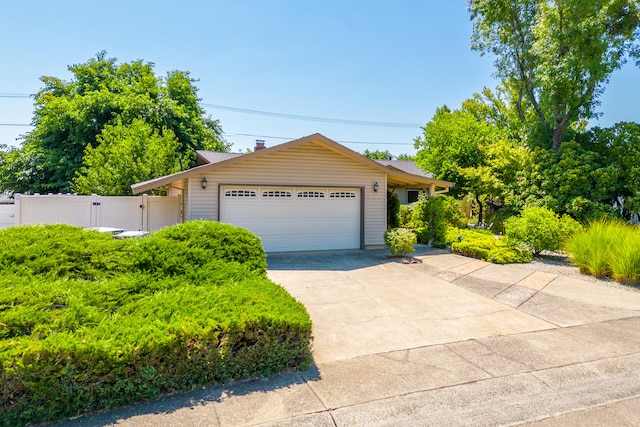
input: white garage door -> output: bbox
[220,186,361,252]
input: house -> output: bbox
[131,133,454,252]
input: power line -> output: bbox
[0,93,33,98]
[0,123,32,127]
[224,132,415,146]
[202,103,422,128]
[0,92,423,129]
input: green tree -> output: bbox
[362,149,393,160]
[414,104,502,222]
[592,122,640,215]
[1,52,228,195]
[72,119,181,196]
[469,0,640,150]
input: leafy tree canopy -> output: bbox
[1,52,228,195]
[362,149,393,160]
[469,0,640,150]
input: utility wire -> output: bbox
[0,123,32,127]
[0,93,33,98]
[202,103,422,128]
[224,132,415,146]
[0,93,423,128]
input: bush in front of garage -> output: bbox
[0,223,311,426]
[153,220,267,274]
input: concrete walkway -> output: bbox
[54,248,640,426]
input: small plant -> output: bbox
[505,206,582,255]
[384,228,417,257]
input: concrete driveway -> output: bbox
[54,247,640,426]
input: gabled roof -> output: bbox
[195,151,243,165]
[131,133,454,194]
[375,160,434,178]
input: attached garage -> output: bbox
[219,186,361,252]
[131,133,454,252]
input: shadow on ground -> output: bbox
[48,366,322,426]
[266,245,447,271]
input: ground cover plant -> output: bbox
[445,227,532,264]
[0,221,312,426]
[566,220,640,285]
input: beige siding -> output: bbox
[186,143,387,247]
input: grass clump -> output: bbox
[0,221,312,426]
[445,227,532,264]
[565,219,640,284]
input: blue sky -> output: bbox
[1,1,639,156]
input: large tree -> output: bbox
[469,0,640,150]
[0,52,228,195]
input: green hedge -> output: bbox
[445,227,532,264]
[0,222,311,425]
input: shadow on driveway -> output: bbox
[266,245,446,271]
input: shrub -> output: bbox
[445,227,532,264]
[505,206,582,255]
[387,192,400,228]
[154,220,267,274]
[0,223,311,425]
[566,219,640,284]
[384,228,417,257]
[410,195,465,247]
[398,203,415,228]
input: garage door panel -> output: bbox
[220,186,360,252]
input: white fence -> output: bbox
[11,194,182,231]
[0,204,14,229]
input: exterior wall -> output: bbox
[185,143,387,247]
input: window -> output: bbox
[262,190,292,198]
[407,190,420,203]
[297,191,325,198]
[330,191,356,198]
[224,189,256,197]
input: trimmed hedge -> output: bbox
[445,227,532,264]
[0,222,312,425]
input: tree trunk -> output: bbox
[475,195,484,225]
[552,117,567,151]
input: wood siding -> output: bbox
[186,143,387,247]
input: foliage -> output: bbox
[0,223,310,425]
[387,192,401,228]
[362,149,393,160]
[384,228,417,257]
[0,52,228,196]
[445,227,532,264]
[153,220,267,274]
[566,219,640,284]
[409,195,466,247]
[505,206,583,255]
[71,119,181,195]
[398,203,415,228]
[596,122,640,215]
[414,94,514,222]
[469,0,640,150]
